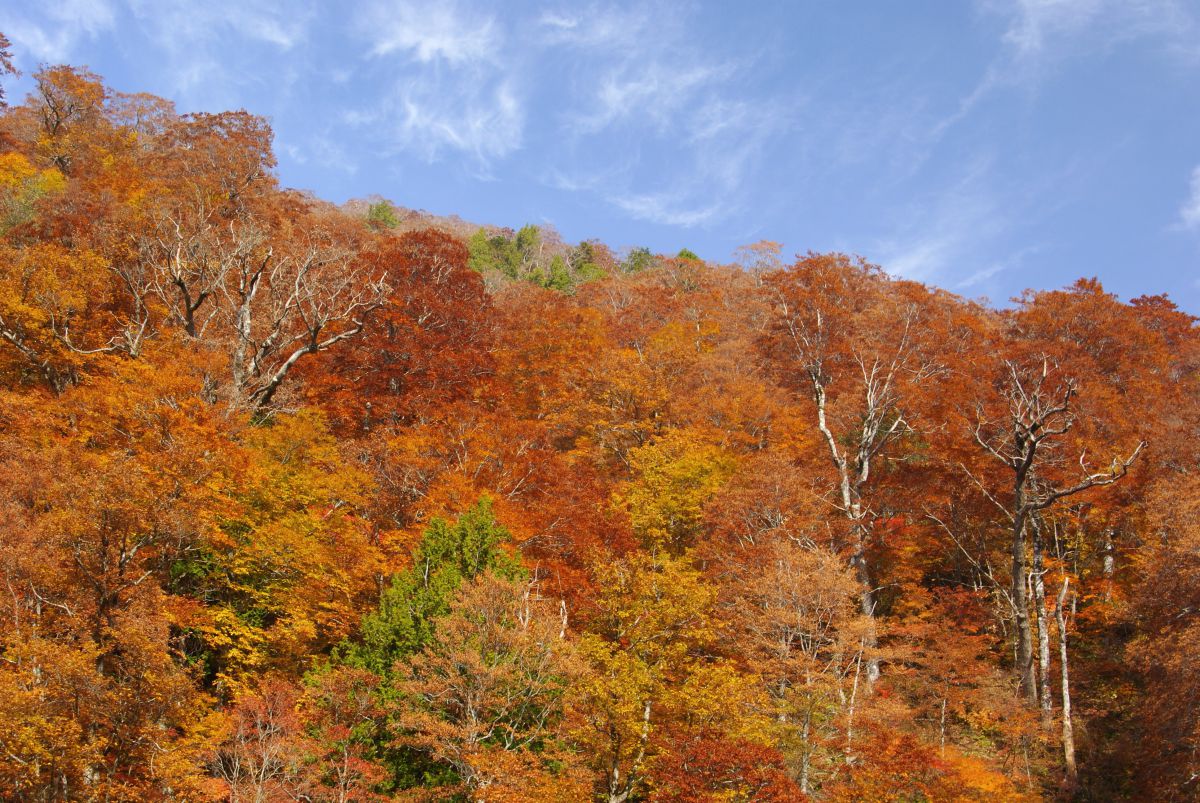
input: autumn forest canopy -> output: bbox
[3,52,1200,803]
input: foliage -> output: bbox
[0,59,1193,803]
[341,497,523,677]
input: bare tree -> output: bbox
[970,357,1142,705]
[765,257,938,685]
[217,215,386,409]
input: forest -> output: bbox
[1,52,1198,803]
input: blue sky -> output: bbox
[2,0,1199,311]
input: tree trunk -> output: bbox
[1033,524,1053,726]
[799,708,812,795]
[850,527,880,685]
[1011,515,1037,705]
[1102,528,1115,603]
[1056,577,1077,786]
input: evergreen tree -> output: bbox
[340,497,524,677]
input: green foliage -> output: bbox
[676,247,701,261]
[366,200,399,230]
[543,255,573,291]
[466,225,609,292]
[466,229,493,273]
[620,246,655,274]
[325,498,525,794]
[340,497,524,677]
[467,226,540,281]
[569,242,605,284]
[514,224,540,259]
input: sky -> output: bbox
[2,0,1199,311]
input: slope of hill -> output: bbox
[1,60,1197,803]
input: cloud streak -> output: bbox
[352,0,522,171]
[1,0,115,63]
[1181,165,1200,229]
[359,0,499,64]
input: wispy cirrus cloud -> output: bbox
[359,0,499,64]
[1,0,315,107]
[992,0,1198,61]
[1,0,115,64]
[934,1,1200,137]
[612,192,724,228]
[971,0,1200,70]
[120,0,316,105]
[346,0,789,216]
[390,78,523,167]
[536,3,789,228]
[351,0,521,171]
[873,158,1006,283]
[125,0,313,51]
[1180,165,1200,229]
[568,62,733,136]
[536,3,652,49]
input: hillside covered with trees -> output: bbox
[1,55,1198,802]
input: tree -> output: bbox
[300,228,494,435]
[648,732,800,802]
[620,246,655,274]
[729,540,873,794]
[212,679,308,803]
[619,429,735,553]
[298,666,386,802]
[341,498,523,678]
[0,351,232,799]
[389,573,584,798]
[0,32,16,107]
[172,409,380,694]
[733,239,783,274]
[575,551,720,803]
[969,357,1141,706]
[761,253,938,684]
[1128,474,1200,800]
[138,109,278,342]
[365,200,399,230]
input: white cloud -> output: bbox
[874,160,1004,282]
[536,4,653,49]
[1181,165,1200,229]
[537,3,786,229]
[612,192,725,228]
[359,0,498,64]
[350,1,522,169]
[957,262,1008,289]
[983,0,1200,67]
[956,246,1042,290]
[938,0,1200,136]
[997,0,1104,59]
[126,0,313,52]
[279,133,359,174]
[112,0,315,104]
[565,93,785,229]
[391,78,522,166]
[1,0,115,63]
[570,62,730,136]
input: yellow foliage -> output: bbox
[619,428,736,550]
